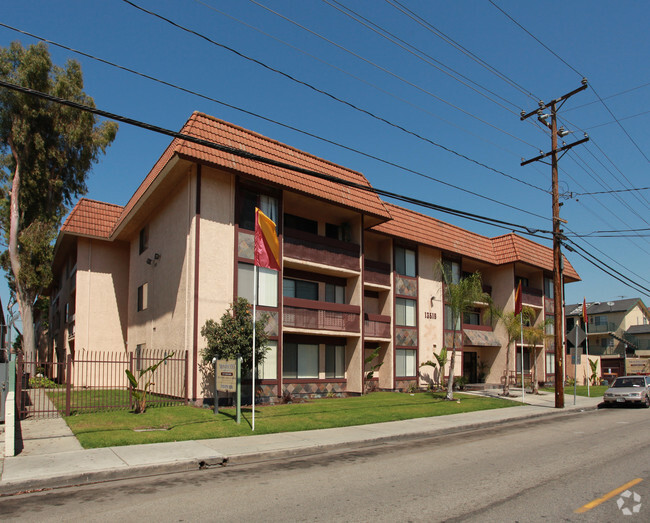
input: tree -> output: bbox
[440,264,490,401]
[493,306,535,396]
[201,297,269,375]
[0,41,117,360]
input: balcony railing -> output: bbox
[364,313,391,338]
[283,297,360,333]
[521,286,543,307]
[588,322,617,333]
[284,229,360,271]
[364,259,391,287]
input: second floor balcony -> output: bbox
[364,313,391,339]
[283,297,360,334]
[521,286,543,307]
[364,259,391,287]
[588,322,617,334]
[283,229,360,272]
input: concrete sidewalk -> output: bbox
[0,392,603,495]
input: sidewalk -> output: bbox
[0,392,602,495]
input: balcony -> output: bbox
[521,286,543,307]
[364,259,391,287]
[283,229,360,272]
[364,313,391,339]
[588,322,617,334]
[283,297,360,333]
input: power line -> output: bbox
[0,78,553,236]
[565,80,650,112]
[571,186,650,196]
[0,22,550,218]
[120,0,550,195]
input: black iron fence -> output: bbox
[16,350,188,419]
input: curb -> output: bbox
[0,404,600,496]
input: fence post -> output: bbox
[184,350,189,405]
[129,352,134,411]
[15,352,23,420]
[65,354,72,416]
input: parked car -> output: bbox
[603,376,650,407]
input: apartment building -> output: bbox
[49,112,580,402]
[565,298,650,378]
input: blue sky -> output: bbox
[2,0,649,332]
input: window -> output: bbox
[284,213,317,234]
[395,246,416,277]
[442,259,460,284]
[544,277,553,298]
[238,188,278,231]
[137,283,148,312]
[592,316,606,326]
[135,343,145,371]
[258,341,277,380]
[396,298,416,327]
[545,317,554,335]
[238,263,278,307]
[325,283,345,304]
[463,308,481,326]
[283,342,319,379]
[326,223,342,240]
[515,350,530,372]
[283,278,318,301]
[396,349,417,377]
[600,337,614,348]
[444,304,460,330]
[139,226,148,255]
[325,345,345,378]
[546,352,555,374]
[515,276,529,288]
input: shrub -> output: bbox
[28,376,61,389]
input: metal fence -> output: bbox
[16,350,188,419]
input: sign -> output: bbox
[567,325,586,347]
[217,359,237,392]
[570,346,582,365]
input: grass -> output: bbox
[541,385,607,397]
[47,389,183,415]
[64,391,518,449]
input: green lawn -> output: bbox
[541,385,607,397]
[47,389,182,415]
[65,391,519,449]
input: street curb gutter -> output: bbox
[0,405,598,496]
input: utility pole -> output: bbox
[520,80,589,408]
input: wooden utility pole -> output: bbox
[520,80,589,408]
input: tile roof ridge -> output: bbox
[190,112,375,187]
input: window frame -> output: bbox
[396,348,417,377]
[395,246,417,277]
[396,297,417,327]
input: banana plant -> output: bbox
[125,352,175,413]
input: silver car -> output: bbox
[603,376,650,407]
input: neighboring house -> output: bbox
[565,298,650,380]
[49,112,580,402]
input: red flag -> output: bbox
[514,281,522,315]
[582,297,588,324]
[254,208,280,271]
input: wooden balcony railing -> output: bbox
[522,286,543,307]
[283,297,360,333]
[284,229,360,271]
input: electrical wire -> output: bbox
[119,0,550,195]
[0,78,553,236]
[0,22,551,217]
[572,187,650,196]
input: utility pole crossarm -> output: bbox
[520,79,589,121]
[521,136,590,166]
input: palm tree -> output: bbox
[492,306,534,396]
[441,266,490,401]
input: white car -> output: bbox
[603,376,650,407]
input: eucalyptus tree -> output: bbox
[0,41,117,359]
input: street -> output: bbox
[1,407,648,522]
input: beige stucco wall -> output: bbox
[418,246,443,386]
[196,166,236,397]
[483,264,514,384]
[623,304,649,329]
[75,238,129,354]
[127,169,195,360]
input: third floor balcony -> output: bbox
[283,229,360,272]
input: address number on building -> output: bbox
[425,312,437,319]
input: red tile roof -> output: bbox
[61,198,123,239]
[372,203,580,279]
[114,112,391,231]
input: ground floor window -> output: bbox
[515,349,531,373]
[325,345,345,378]
[396,349,417,377]
[545,352,555,375]
[283,342,319,378]
[258,341,277,380]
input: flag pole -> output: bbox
[252,264,257,432]
[584,300,590,397]
[520,312,525,403]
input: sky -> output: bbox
[1,0,649,334]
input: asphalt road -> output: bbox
[1,407,648,522]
